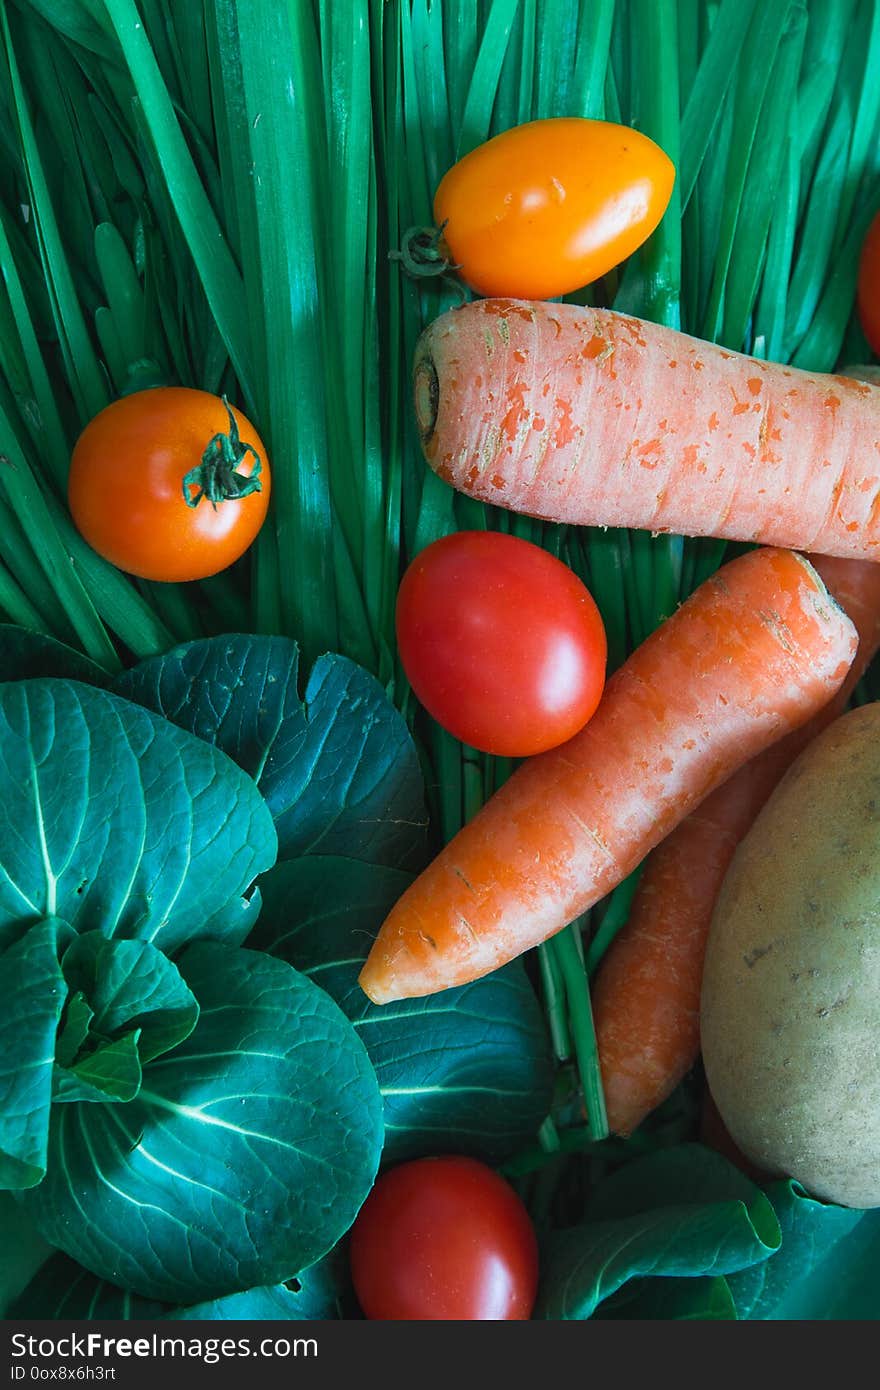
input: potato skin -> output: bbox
[700,703,880,1209]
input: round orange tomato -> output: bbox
[433,117,675,300]
[857,210,880,356]
[68,387,270,582]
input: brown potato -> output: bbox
[700,703,880,1209]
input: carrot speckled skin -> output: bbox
[414,299,880,559]
[359,549,857,1005]
[593,552,880,1136]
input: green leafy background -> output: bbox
[114,634,429,868]
[250,854,555,1165]
[22,944,385,1303]
[1,0,879,1320]
[0,679,278,952]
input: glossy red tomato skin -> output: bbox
[68,387,270,582]
[349,1157,539,1321]
[396,531,607,756]
[857,211,880,355]
[433,117,675,300]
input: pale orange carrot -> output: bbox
[414,299,880,560]
[593,552,880,1136]
[359,548,857,1005]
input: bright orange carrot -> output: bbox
[593,553,880,1136]
[359,548,857,1005]
[414,299,880,560]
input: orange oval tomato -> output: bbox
[68,387,270,583]
[433,117,675,300]
[857,210,880,356]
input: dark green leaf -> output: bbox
[11,1248,339,1320]
[22,943,383,1303]
[0,918,66,1188]
[805,1211,880,1321]
[114,635,427,868]
[60,932,199,1064]
[593,1274,737,1321]
[728,1179,867,1319]
[0,679,277,953]
[53,1031,142,1105]
[537,1145,781,1319]
[250,855,554,1164]
[0,1194,52,1317]
[55,992,94,1070]
[166,1280,337,1322]
[0,626,111,687]
[583,1141,778,1222]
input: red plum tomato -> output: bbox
[349,1156,539,1321]
[858,210,880,355]
[395,531,607,755]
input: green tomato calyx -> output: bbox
[183,396,263,509]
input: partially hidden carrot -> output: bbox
[414,299,880,560]
[698,1083,768,1185]
[593,552,880,1137]
[359,548,857,1005]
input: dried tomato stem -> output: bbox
[389,221,467,301]
[182,396,263,509]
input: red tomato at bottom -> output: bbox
[395,531,607,756]
[349,1156,539,1320]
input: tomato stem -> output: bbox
[182,396,263,509]
[389,221,467,301]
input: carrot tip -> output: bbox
[357,963,393,1006]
